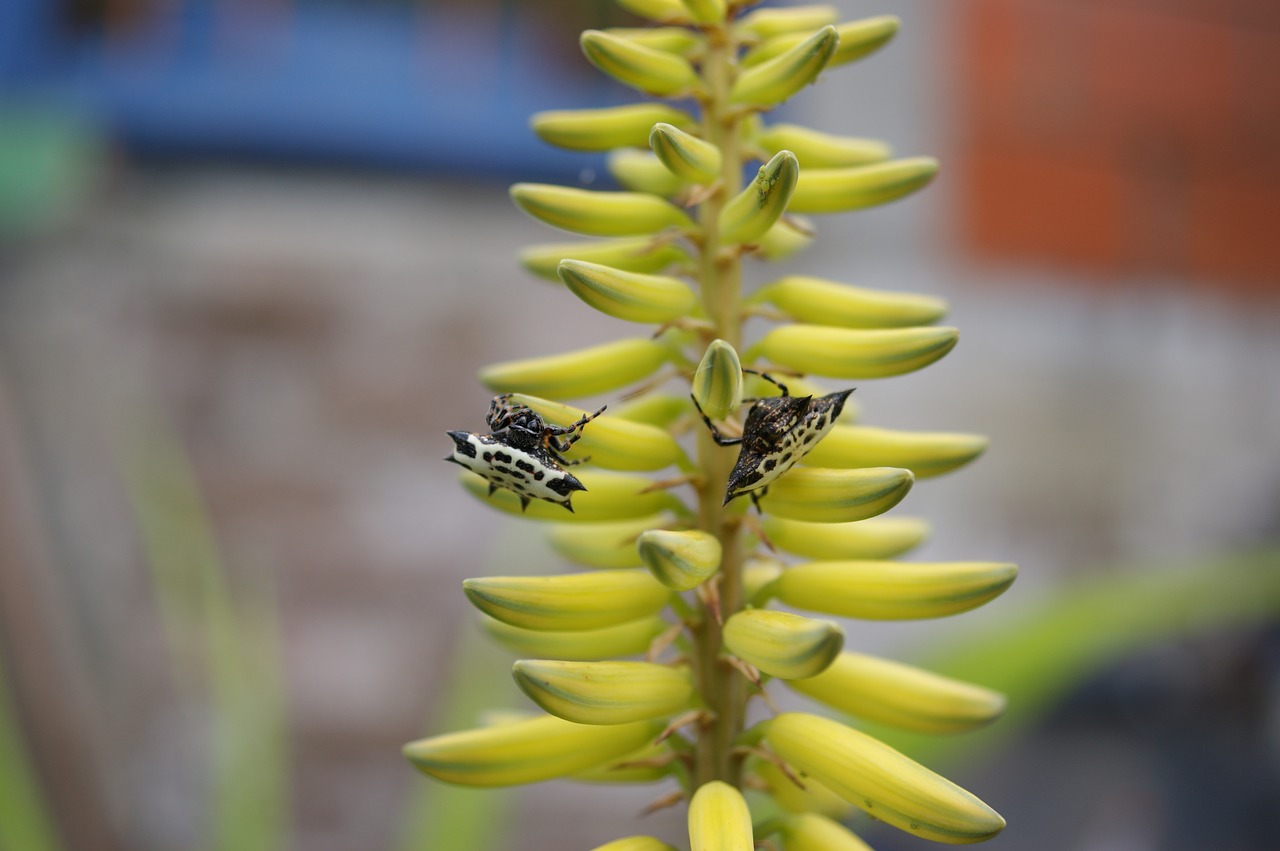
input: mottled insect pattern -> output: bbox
[446,395,606,512]
[692,371,853,507]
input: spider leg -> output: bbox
[749,486,769,514]
[742,368,789,397]
[487,394,518,431]
[690,394,743,447]
[548,404,608,451]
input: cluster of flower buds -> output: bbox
[406,2,1016,848]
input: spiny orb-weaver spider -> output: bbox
[446,394,606,512]
[692,370,854,508]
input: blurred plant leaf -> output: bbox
[120,412,289,851]
[0,643,63,851]
[860,550,1280,764]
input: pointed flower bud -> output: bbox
[754,214,815,260]
[480,337,671,399]
[761,515,930,560]
[558,259,698,325]
[753,123,891,168]
[789,157,939,214]
[718,150,799,244]
[459,470,682,522]
[403,714,663,787]
[692,339,743,421]
[613,0,691,24]
[681,0,725,25]
[580,29,700,97]
[779,813,874,851]
[531,103,694,152]
[607,148,687,196]
[545,514,668,569]
[512,183,693,237]
[637,528,722,590]
[748,324,958,379]
[590,838,679,851]
[513,659,693,725]
[480,614,667,661]
[802,425,989,478]
[464,569,671,632]
[603,26,701,56]
[774,560,1018,620]
[520,237,689,282]
[650,123,722,185]
[763,712,1005,842]
[688,780,754,851]
[787,651,1007,733]
[742,15,899,69]
[730,26,839,108]
[722,609,844,679]
[736,5,839,40]
[749,274,947,328]
[758,466,913,523]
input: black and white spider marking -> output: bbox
[692,370,853,507]
[446,394,606,512]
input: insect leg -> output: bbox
[742,368,789,398]
[487,394,517,431]
[689,394,743,447]
[550,404,607,452]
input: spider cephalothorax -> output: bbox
[446,395,606,512]
[693,371,853,507]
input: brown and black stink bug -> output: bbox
[692,370,853,508]
[446,395,606,512]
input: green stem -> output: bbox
[691,21,748,790]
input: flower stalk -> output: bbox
[412,3,1016,849]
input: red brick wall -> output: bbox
[953,0,1280,294]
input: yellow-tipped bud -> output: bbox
[545,514,668,569]
[511,183,693,237]
[403,714,662,788]
[736,5,838,39]
[743,15,899,68]
[788,651,1007,734]
[558,259,698,325]
[688,780,754,851]
[742,557,785,606]
[520,237,689,282]
[604,27,702,56]
[764,712,1005,843]
[722,609,844,679]
[754,759,852,819]
[607,148,687,196]
[480,337,671,399]
[749,274,947,328]
[754,214,815,260]
[614,0,691,24]
[681,0,725,25]
[762,515,930,560]
[730,25,838,108]
[774,560,1018,620]
[650,122,722,184]
[459,470,681,522]
[580,29,700,97]
[609,393,690,427]
[575,739,675,784]
[637,528,722,590]
[480,614,667,661]
[692,339,743,421]
[753,123,891,168]
[513,659,693,725]
[789,157,938,214]
[779,813,874,851]
[718,150,799,244]
[748,324,958,379]
[590,838,679,851]
[531,103,694,152]
[463,569,670,632]
[802,425,989,478]
[758,466,913,523]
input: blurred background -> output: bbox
[1,1,1278,850]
